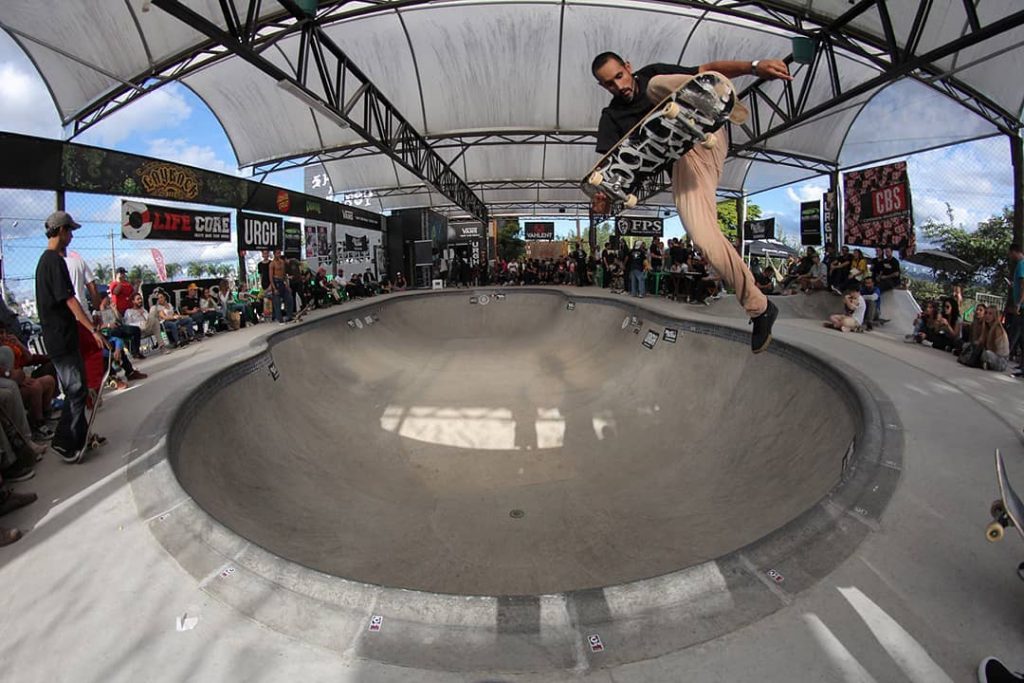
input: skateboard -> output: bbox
[582,71,742,214]
[291,302,314,323]
[986,449,1024,580]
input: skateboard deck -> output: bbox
[291,303,314,323]
[988,449,1024,542]
[582,71,742,214]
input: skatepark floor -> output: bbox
[0,285,1021,682]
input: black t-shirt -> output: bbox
[257,261,270,289]
[669,245,689,265]
[35,249,78,355]
[596,63,700,153]
[180,295,200,313]
[629,247,646,270]
[873,256,900,278]
[834,253,852,270]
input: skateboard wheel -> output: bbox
[662,101,681,119]
[991,499,1007,520]
[701,134,717,149]
[987,521,1005,542]
[624,194,638,209]
[588,171,604,187]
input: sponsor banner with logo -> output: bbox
[304,219,334,272]
[336,225,382,277]
[823,191,839,246]
[140,277,223,310]
[449,221,486,265]
[524,221,555,241]
[616,216,664,237]
[743,217,776,241]
[303,164,335,198]
[800,200,822,246]
[283,221,302,259]
[121,200,231,241]
[338,204,384,230]
[842,161,915,253]
[237,211,283,251]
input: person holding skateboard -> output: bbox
[592,53,792,352]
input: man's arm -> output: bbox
[699,60,792,81]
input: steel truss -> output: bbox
[149,0,487,221]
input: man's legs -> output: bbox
[50,351,89,457]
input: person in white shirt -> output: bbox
[825,286,866,332]
[123,293,163,345]
[62,250,100,313]
[797,254,827,293]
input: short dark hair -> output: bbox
[591,52,625,76]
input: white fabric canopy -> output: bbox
[2,0,1019,214]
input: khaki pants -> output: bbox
[647,74,768,318]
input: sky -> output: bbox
[0,26,1016,298]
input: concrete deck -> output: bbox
[0,285,1021,682]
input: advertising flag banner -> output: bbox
[800,201,822,246]
[237,211,283,251]
[121,200,231,241]
[743,217,776,241]
[843,161,915,253]
[150,248,167,281]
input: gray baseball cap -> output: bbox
[44,210,81,232]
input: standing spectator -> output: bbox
[600,242,615,288]
[108,267,135,317]
[269,251,294,323]
[629,240,647,298]
[34,211,107,463]
[257,250,272,292]
[63,248,101,313]
[649,236,664,274]
[1006,243,1024,376]
[872,246,901,291]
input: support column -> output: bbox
[736,194,747,259]
[1012,133,1024,248]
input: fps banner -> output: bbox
[237,211,282,252]
[800,200,822,246]
[121,200,231,241]
[524,221,555,240]
[616,216,664,237]
[743,217,776,241]
[843,161,915,253]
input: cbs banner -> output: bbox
[121,200,231,241]
[843,161,915,253]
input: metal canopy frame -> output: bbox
[150,0,489,221]
[61,0,1024,225]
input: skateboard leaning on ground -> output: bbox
[291,302,314,323]
[986,449,1024,580]
[581,71,744,214]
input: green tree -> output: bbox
[128,264,157,284]
[165,262,183,280]
[497,219,525,262]
[186,261,204,278]
[920,203,1013,293]
[93,263,112,284]
[717,200,763,240]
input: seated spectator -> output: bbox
[872,246,902,291]
[379,277,393,295]
[959,304,991,367]
[829,245,852,293]
[797,253,827,293]
[94,309,146,386]
[394,272,408,291]
[180,283,217,336]
[219,279,258,327]
[123,293,163,349]
[858,276,883,330]
[824,286,866,332]
[978,306,1011,371]
[905,300,939,343]
[845,249,869,290]
[926,297,963,352]
[200,287,228,331]
[0,480,37,546]
[0,371,50,483]
[96,294,143,360]
[0,345,56,440]
[153,290,195,347]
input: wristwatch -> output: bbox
[751,60,761,75]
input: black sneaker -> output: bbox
[2,464,35,483]
[750,300,778,354]
[51,443,84,464]
[979,657,1024,682]
[0,488,37,516]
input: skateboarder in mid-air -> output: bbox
[592,53,792,353]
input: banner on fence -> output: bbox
[121,200,231,241]
[616,216,664,237]
[237,211,282,252]
[843,161,915,253]
[524,221,555,240]
[800,201,822,246]
[743,217,776,241]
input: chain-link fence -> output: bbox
[0,188,260,320]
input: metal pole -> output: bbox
[1012,133,1024,248]
[110,225,117,272]
[736,193,747,260]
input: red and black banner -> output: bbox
[121,200,231,241]
[843,162,915,254]
[524,221,555,241]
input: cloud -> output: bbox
[0,62,61,138]
[785,182,828,204]
[145,137,239,175]
[76,84,193,147]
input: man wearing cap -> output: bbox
[35,211,107,463]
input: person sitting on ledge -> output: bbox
[905,300,938,343]
[123,293,163,350]
[926,297,963,352]
[824,285,866,332]
[797,252,827,294]
[153,290,195,348]
[394,272,408,291]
